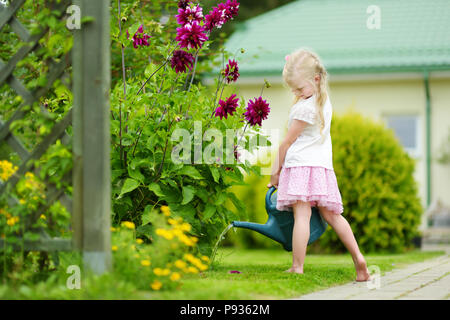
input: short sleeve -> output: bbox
[291,104,316,125]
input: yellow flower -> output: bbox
[156,228,174,240]
[187,266,199,274]
[25,172,34,178]
[170,272,181,281]
[140,260,151,267]
[151,280,162,290]
[162,268,170,275]
[153,268,164,276]
[174,260,187,269]
[40,214,46,220]
[196,263,208,271]
[180,223,191,232]
[201,255,210,262]
[168,218,178,225]
[19,199,26,204]
[160,205,170,216]
[178,234,193,246]
[110,226,117,232]
[172,229,183,236]
[111,245,118,251]
[183,253,195,262]
[6,216,19,226]
[190,236,198,243]
[136,238,144,244]
[0,160,18,181]
[121,221,135,229]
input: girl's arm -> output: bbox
[271,119,309,175]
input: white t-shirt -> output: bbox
[283,93,334,170]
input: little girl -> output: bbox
[267,48,370,281]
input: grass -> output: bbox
[0,247,445,299]
[144,247,445,300]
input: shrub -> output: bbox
[320,111,423,253]
[109,0,271,258]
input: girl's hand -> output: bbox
[267,172,280,189]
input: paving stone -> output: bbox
[290,252,450,300]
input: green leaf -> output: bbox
[179,166,203,179]
[203,203,216,220]
[148,183,164,197]
[181,186,195,205]
[209,166,220,183]
[214,192,227,205]
[118,178,140,198]
[128,167,145,183]
[142,205,159,225]
[227,192,246,213]
[195,188,209,202]
[128,22,141,38]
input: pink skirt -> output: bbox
[276,165,344,215]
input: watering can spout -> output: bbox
[232,216,285,247]
[232,221,271,238]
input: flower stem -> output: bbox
[137,43,178,96]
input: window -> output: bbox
[383,114,420,158]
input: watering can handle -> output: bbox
[265,186,277,211]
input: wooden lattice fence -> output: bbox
[0,0,111,274]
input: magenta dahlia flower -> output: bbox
[215,94,239,120]
[204,7,225,32]
[177,0,190,10]
[218,0,240,23]
[126,24,151,49]
[175,4,203,26]
[175,21,209,50]
[170,50,195,73]
[222,59,239,83]
[244,96,270,127]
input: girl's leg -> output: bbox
[286,200,312,274]
[318,206,370,281]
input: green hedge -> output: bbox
[225,111,423,253]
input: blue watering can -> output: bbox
[232,186,328,251]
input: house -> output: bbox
[201,0,450,227]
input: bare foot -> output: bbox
[355,256,371,282]
[284,266,304,274]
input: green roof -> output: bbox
[208,0,450,77]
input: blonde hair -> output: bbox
[282,48,330,141]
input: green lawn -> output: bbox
[0,247,445,299]
[145,247,445,300]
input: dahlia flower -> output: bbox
[215,94,239,120]
[170,50,195,73]
[177,0,190,10]
[204,6,225,32]
[243,96,270,127]
[222,59,239,83]
[127,24,151,49]
[175,4,203,26]
[175,21,209,50]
